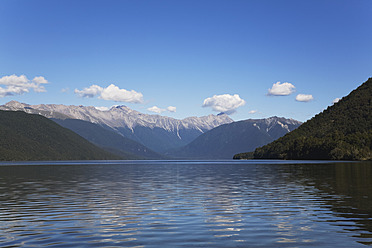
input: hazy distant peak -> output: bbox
[264,116,302,125]
[4,100,29,109]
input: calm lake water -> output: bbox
[1,160,372,247]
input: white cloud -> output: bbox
[74,85,103,98]
[100,84,143,103]
[32,76,49,87]
[95,106,110,111]
[147,106,166,114]
[0,74,49,97]
[332,98,341,104]
[0,74,28,86]
[202,94,245,115]
[249,110,257,114]
[296,94,314,102]
[268,82,295,96]
[147,105,176,114]
[75,84,143,103]
[167,106,176,112]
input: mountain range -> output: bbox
[1,101,233,154]
[235,78,372,161]
[0,101,302,160]
[2,77,370,161]
[168,117,301,159]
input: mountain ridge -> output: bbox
[169,116,302,159]
[1,101,234,153]
[2,101,233,131]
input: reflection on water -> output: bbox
[0,160,371,247]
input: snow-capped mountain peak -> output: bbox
[0,101,233,153]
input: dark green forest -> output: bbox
[0,110,121,161]
[235,78,372,161]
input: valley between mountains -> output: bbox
[0,101,301,160]
[1,78,370,161]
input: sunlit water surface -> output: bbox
[1,160,372,247]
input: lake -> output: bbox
[0,160,372,247]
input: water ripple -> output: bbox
[0,161,371,247]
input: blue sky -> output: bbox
[0,0,371,122]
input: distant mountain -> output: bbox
[52,118,164,159]
[1,101,233,154]
[0,110,120,161]
[238,78,372,161]
[169,117,302,159]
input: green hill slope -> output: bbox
[52,118,165,159]
[241,78,372,161]
[0,110,121,161]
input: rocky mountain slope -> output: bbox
[52,118,164,159]
[169,117,302,159]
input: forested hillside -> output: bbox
[0,110,121,161]
[242,78,372,161]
